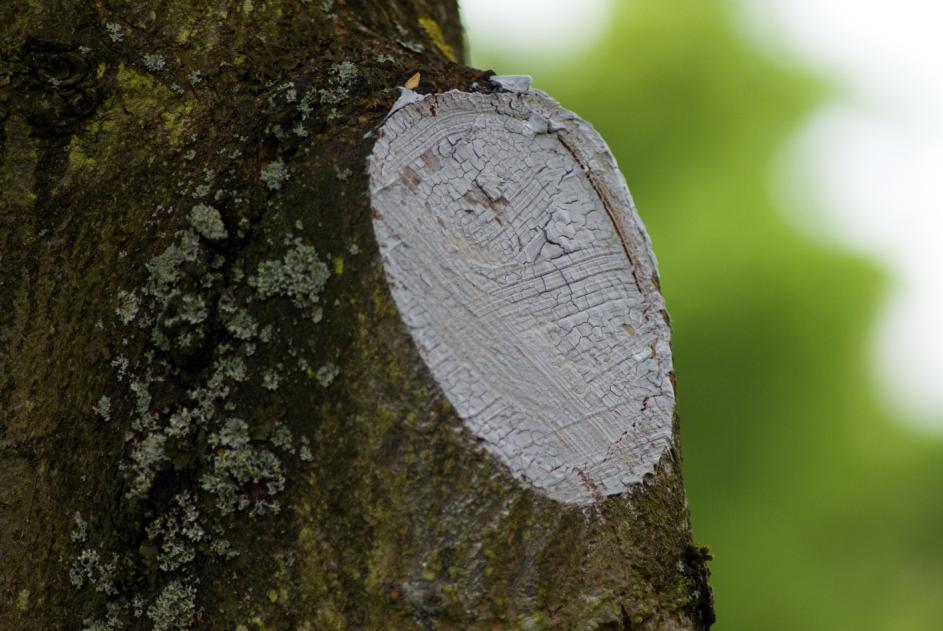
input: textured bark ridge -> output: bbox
[370,90,675,504]
[1,1,712,629]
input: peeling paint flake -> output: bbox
[490,74,533,93]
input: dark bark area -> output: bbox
[0,1,713,629]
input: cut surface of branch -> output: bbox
[370,90,675,504]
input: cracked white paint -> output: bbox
[369,90,675,504]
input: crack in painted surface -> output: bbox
[369,90,675,504]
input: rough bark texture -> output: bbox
[0,1,713,629]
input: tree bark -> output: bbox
[0,1,713,629]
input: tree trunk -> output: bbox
[0,1,713,629]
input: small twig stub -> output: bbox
[369,90,675,504]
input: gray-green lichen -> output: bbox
[142,53,167,72]
[222,303,258,340]
[270,424,294,453]
[71,512,88,543]
[115,290,140,325]
[262,368,280,391]
[74,188,329,623]
[82,601,125,631]
[126,432,169,496]
[298,436,313,463]
[166,293,208,327]
[249,237,330,321]
[209,538,239,560]
[331,61,358,84]
[105,23,123,42]
[65,55,347,608]
[294,60,361,122]
[317,62,359,119]
[111,355,129,380]
[146,580,197,631]
[259,159,289,190]
[201,418,285,516]
[92,395,112,421]
[189,203,227,240]
[139,229,218,355]
[315,362,338,387]
[191,184,211,199]
[213,352,248,383]
[69,549,117,595]
[145,230,201,297]
[146,492,204,572]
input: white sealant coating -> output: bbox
[369,90,675,504]
[490,74,533,93]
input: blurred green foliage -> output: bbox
[470,1,943,629]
